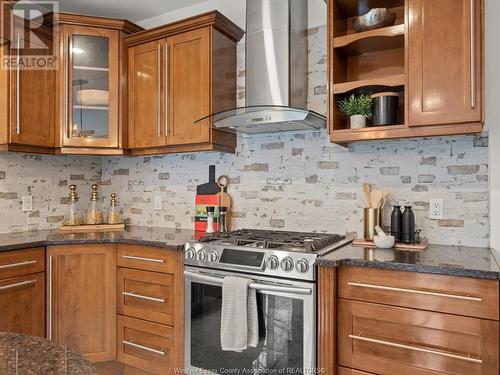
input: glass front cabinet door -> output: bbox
[60,25,119,150]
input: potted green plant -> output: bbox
[338,94,372,129]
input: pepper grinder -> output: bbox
[390,204,403,242]
[206,206,215,234]
[401,204,416,244]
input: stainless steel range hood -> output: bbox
[196,0,326,134]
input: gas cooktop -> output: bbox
[186,229,352,281]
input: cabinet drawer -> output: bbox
[338,367,375,375]
[339,267,499,320]
[118,268,174,325]
[339,299,499,375]
[117,245,175,274]
[0,272,45,337]
[0,248,45,279]
[117,315,174,375]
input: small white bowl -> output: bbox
[373,235,395,249]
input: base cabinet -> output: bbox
[47,244,116,362]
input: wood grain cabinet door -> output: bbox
[128,39,167,148]
[47,244,116,363]
[408,0,483,126]
[338,299,499,375]
[166,27,211,146]
[9,29,55,147]
[0,272,45,337]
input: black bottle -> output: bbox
[401,205,416,244]
[390,205,403,242]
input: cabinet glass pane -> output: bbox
[70,35,110,139]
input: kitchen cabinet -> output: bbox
[0,248,45,337]
[407,0,482,127]
[47,244,116,362]
[126,11,244,155]
[335,266,499,375]
[52,14,142,155]
[116,244,184,375]
[328,0,484,144]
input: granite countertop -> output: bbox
[0,333,97,374]
[317,242,500,280]
[0,225,196,253]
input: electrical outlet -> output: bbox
[154,196,162,210]
[429,198,444,220]
[22,195,33,212]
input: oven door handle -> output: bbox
[184,270,312,295]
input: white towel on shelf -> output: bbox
[220,276,259,352]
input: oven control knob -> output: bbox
[185,247,196,261]
[280,257,294,272]
[266,255,279,270]
[208,250,219,263]
[197,249,207,261]
[295,259,310,274]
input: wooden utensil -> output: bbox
[370,189,383,209]
[362,183,371,207]
[217,175,232,230]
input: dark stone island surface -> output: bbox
[316,242,500,280]
[0,226,499,280]
[0,333,98,374]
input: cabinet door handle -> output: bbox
[347,282,482,301]
[157,43,161,137]
[0,259,37,270]
[48,255,53,341]
[121,255,165,263]
[123,291,165,303]
[65,35,71,137]
[470,0,476,108]
[0,279,36,291]
[122,340,165,356]
[165,43,169,135]
[349,334,482,364]
[15,33,20,134]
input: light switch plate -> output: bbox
[154,196,162,210]
[429,198,444,220]
[22,195,33,212]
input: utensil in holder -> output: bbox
[364,208,381,241]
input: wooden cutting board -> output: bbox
[217,175,232,230]
[353,238,429,251]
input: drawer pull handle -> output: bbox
[121,255,165,264]
[0,260,37,270]
[0,279,36,291]
[349,334,482,364]
[123,291,165,303]
[347,282,482,302]
[123,340,165,356]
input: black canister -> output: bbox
[371,92,400,126]
[390,205,403,242]
[401,205,416,244]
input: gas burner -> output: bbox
[200,229,346,252]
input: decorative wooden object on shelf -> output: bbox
[327,0,484,144]
[59,223,125,233]
[353,237,428,251]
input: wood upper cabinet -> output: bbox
[408,0,483,126]
[166,28,211,146]
[128,39,166,148]
[47,244,116,363]
[126,11,244,155]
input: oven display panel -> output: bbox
[219,249,265,267]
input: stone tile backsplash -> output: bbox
[0,25,490,247]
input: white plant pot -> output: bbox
[350,115,366,129]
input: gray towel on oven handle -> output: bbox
[220,276,259,352]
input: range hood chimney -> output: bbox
[196,0,326,134]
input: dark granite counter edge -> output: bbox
[0,238,185,253]
[316,257,500,280]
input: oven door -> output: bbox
[184,266,316,374]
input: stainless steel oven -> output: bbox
[184,266,316,374]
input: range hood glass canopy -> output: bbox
[195,105,326,135]
[195,0,327,135]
